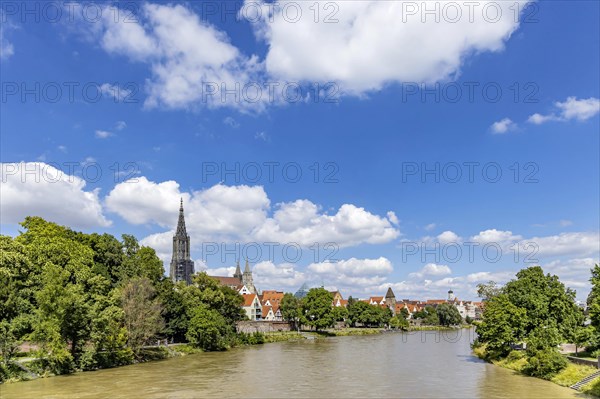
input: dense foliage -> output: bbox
[0,217,245,380]
[475,265,589,380]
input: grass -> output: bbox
[262,331,305,343]
[473,345,600,397]
[325,328,383,336]
[551,363,598,387]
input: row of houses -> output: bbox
[358,289,484,320]
[213,274,483,322]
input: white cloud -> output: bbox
[437,230,460,244]
[387,211,399,225]
[470,229,522,244]
[528,97,600,124]
[254,131,269,141]
[253,261,306,289]
[491,118,517,134]
[105,177,192,227]
[98,83,132,102]
[95,130,113,139]
[0,11,15,60]
[308,257,393,276]
[223,117,240,128]
[424,223,436,231]
[527,113,560,125]
[115,121,127,131]
[521,232,600,258]
[0,162,111,228]
[114,178,399,253]
[253,200,399,247]
[57,145,68,153]
[91,3,263,111]
[247,0,530,94]
[409,263,452,279]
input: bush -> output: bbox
[236,332,265,346]
[523,349,568,379]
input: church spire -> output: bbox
[234,260,242,281]
[176,197,187,236]
[170,199,194,284]
[244,258,251,273]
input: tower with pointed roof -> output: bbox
[233,260,243,281]
[242,259,256,294]
[385,286,397,313]
[170,199,194,284]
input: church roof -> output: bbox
[211,276,242,287]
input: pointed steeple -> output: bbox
[244,258,251,273]
[170,199,194,284]
[176,198,187,236]
[233,260,243,281]
[385,287,395,299]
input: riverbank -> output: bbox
[473,346,600,396]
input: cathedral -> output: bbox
[169,200,256,293]
[169,199,195,284]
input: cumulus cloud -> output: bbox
[409,263,452,279]
[470,229,522,244]
[108,178,399,249]
[528,97,600,124]
[253,200,399,247]
[89,3,263,111]
[490,118,517,134]
[437,230,460,244]
[95,130,113,139]
[0,162,111,228]
[247,0,530,94]
[521,232,600,258]
[253,261,306,289]
[80,1,532,109]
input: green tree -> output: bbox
[332,306,349,322]
[477,281,501,301]
[389,316,409,330]
[301,288,334,331]
[280,293,301,327]
[121,277,164,356]
[589,264,600,334]
[504,266,581,342]
[573,325,595,355]
[476,294,526,359]
[437,303,463,326]
[186,306,232,351]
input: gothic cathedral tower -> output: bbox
[170,199,194,284]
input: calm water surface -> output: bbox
[0,330,585,398]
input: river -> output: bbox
[0,329,582,398]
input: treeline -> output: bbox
[474,265,600,380]
[0,217,246,380]
[278,289,463,330]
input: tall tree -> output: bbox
[301,288,334,331]
[437,303,463,326]
[121,277,164,356]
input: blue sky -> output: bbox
[1,1,599,300]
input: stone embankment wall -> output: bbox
[566,356,599,369]
[236,321,293,334]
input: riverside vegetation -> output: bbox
[473,264,600,396]
[0,217,465,383]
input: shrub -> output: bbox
[523,349,567,379]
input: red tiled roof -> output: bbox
[211,276,242,287]
[243,294,259,307]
